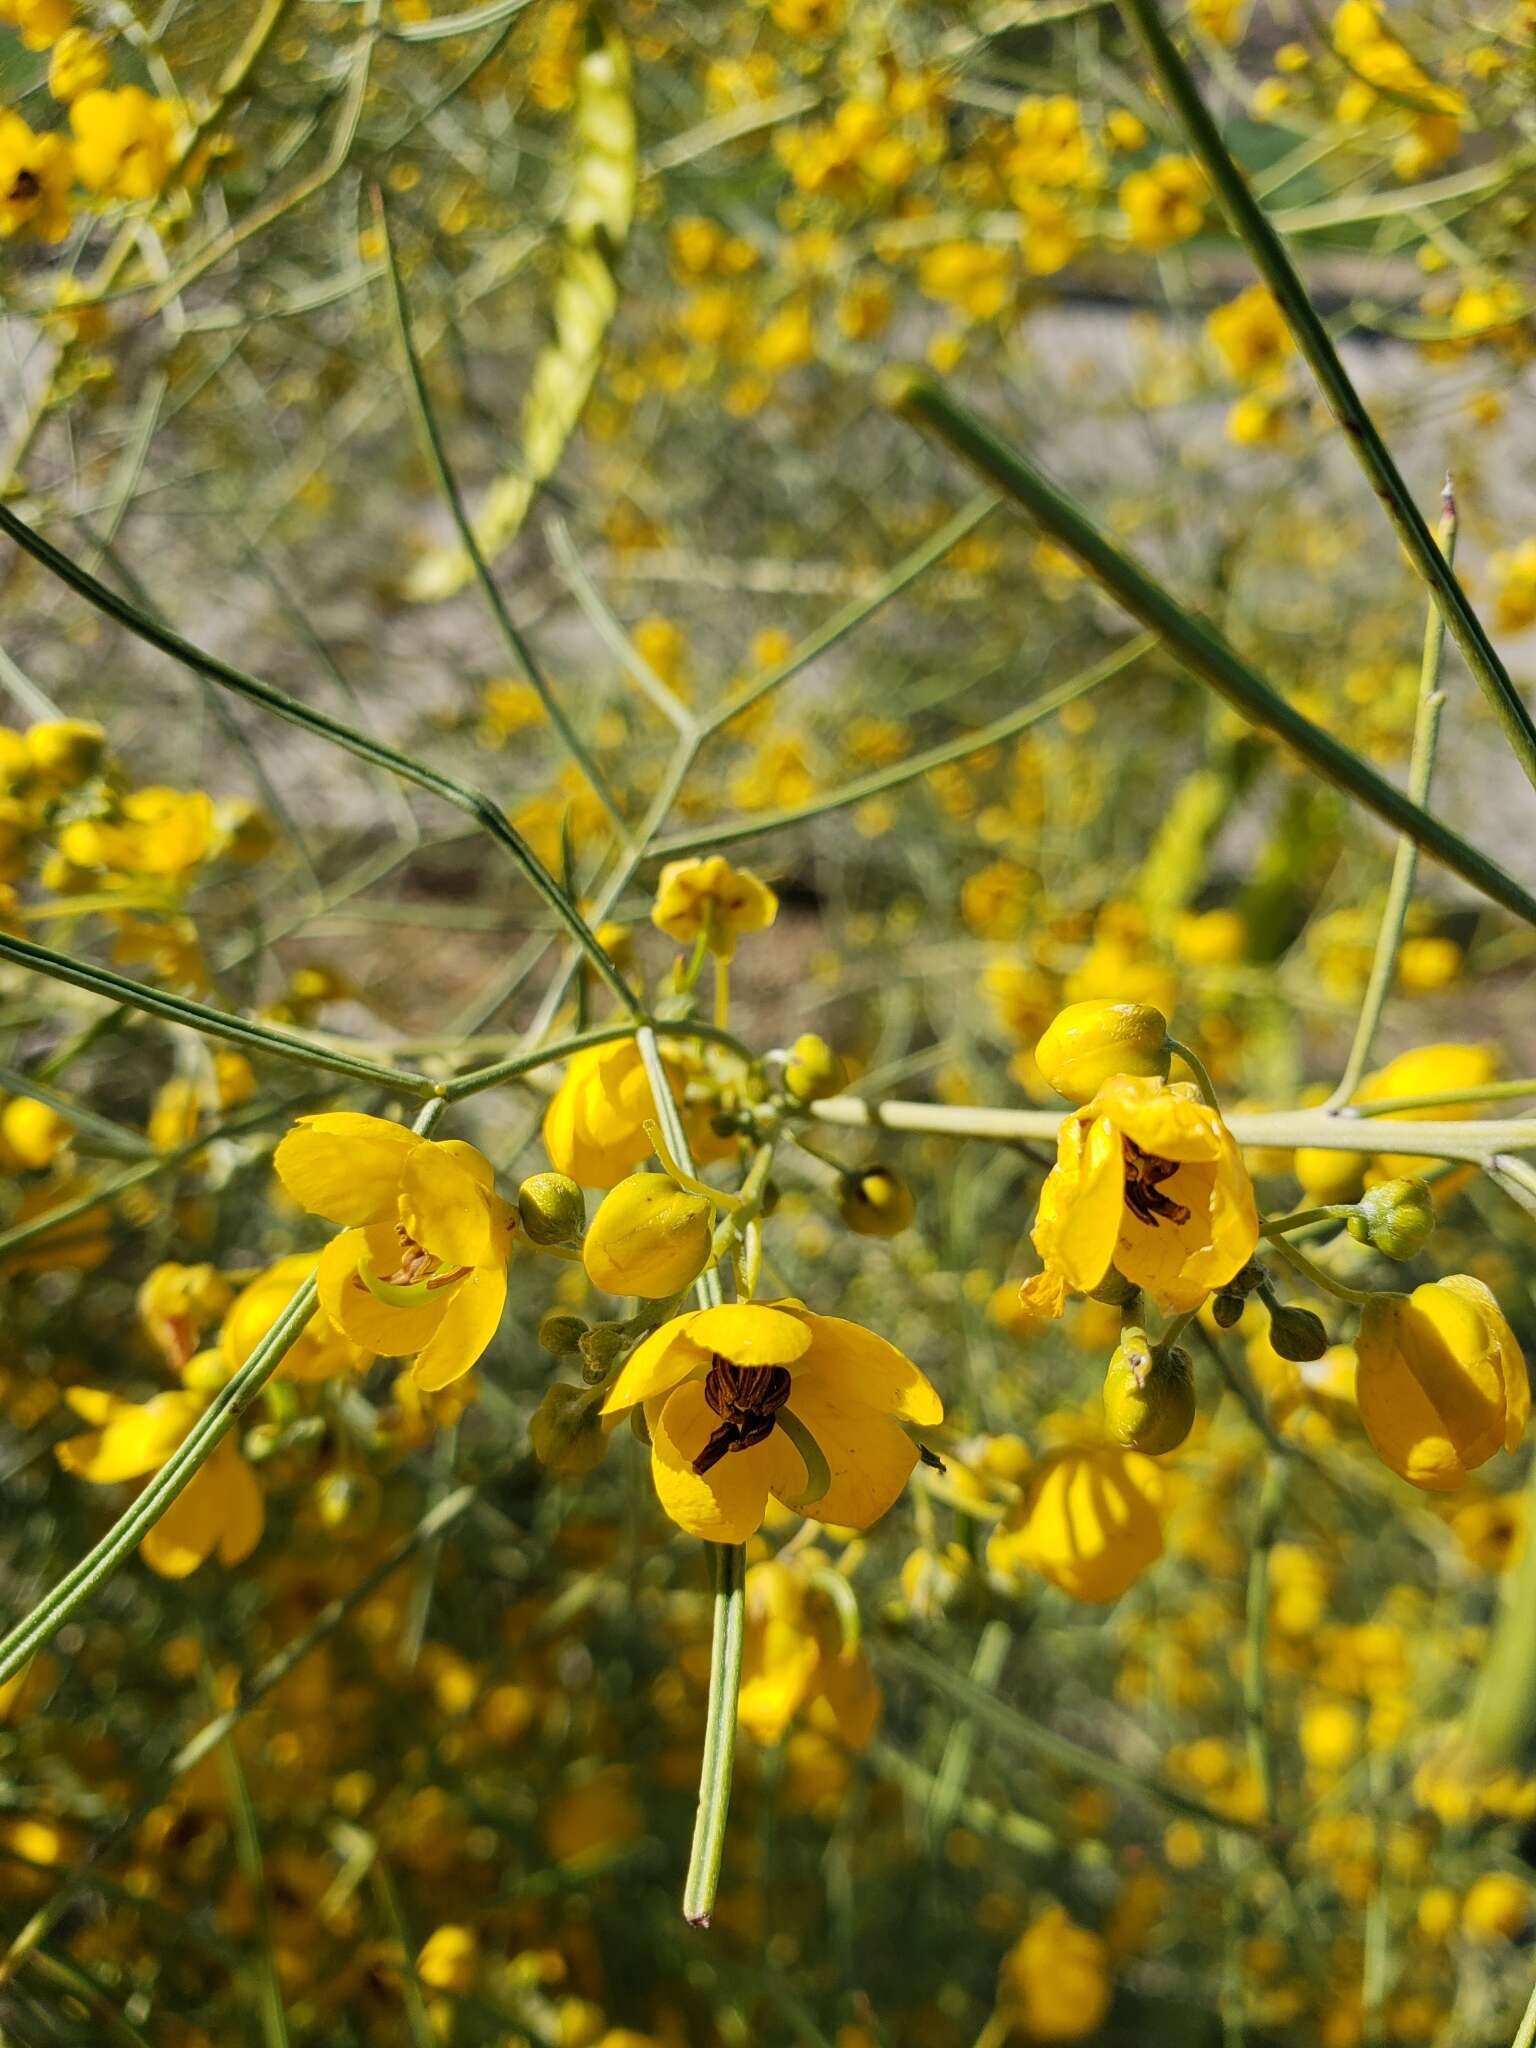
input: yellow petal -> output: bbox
[317,1226,447,1356]
[274,1113,416,1225]
[64,1390,201,1482]
[791,1310,942,1426]
[600,1313,708,1414]
[1051,1114,1124,1293]
[402,1141,500,1269]
[140,1460,223,1578]
[779,1377,918,1530]
[213,1440,265,1566]
[412,1265,507,1391]
[650,1379,806,1544]
[686,1302,812,1367]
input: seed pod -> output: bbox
[538,1311,588,1356]
[839,1165,915,1237]
[1103,1329,1196,1456]
[518,1172,586,1247]
[784,1033,848,1103]
[1348,1177,1436,1260]
[1267,1303,1329,1362]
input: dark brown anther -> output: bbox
[693,1357,793,1475]
[1122,1136,1191,1229]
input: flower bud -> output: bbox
[839,1165,915,1237]
[784,1033,847,1103]
[517,1172,586,1246]
[1034,1000,1171,1105]
[578,1322,634,1376]
[530,1383,609,1476]
[25,719,105,788]
[1356,1275,1527,1491]
[581,1172,714,1298]
[1348,1177,1436,1260]
[1266,1303,1329,1362]
[538,1311,589,1356]
[1211,1288,1246,1329]
[1103,1330,1196,1456]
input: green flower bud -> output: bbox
[530,1383,609,1476]
[538,1311,589,1356]
[578,1321,633,1376]
[1211,1289,1246,1330]
[517,1172,586,1247]
[1347,1177,1436,1260]
[1267,1302,1329,1362]
[784,1033,848,1103]
[839,1165,915,1238]
[582,1172,713,1298]
[1103,1329,1196,1456]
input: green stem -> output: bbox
[0,504,638,1012]
[0,1098,446,1689]
[1512,1971,1536,2048]
[442,1016,751,1102]
[1463,1451,1536,1772]
[649,633,1155,861]
[1115,0,1536,797]
[885,373,1536,931]
[1243,1460,1288,1828]
[1259,1205,1358,1238]
[1268,1235,1376,1307]
[0,928,438,1097]
[1166,1035,1220,1110]
[377,197,628,833]
[1326,497,1458,1107]
[683,1539,747,1928]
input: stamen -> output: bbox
[1122,1136,1191,1229]
[693,1356,793,1474]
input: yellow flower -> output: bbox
[1462,1872,1529,1943]
[0,112,73,244]
[582,1173,714,1299]
[1021,1074,1258,1316]
[47,24,108,99]
[25,718,104,787]
[1034,999,1171,1105]
[1205,285,1293,388]
[275,1113,516,1390]
[600,1299,942,1543]
[138,1261,232,1367]
[4,0,73,49]
[651,854,778,959]
[55,1373,263,1579]
[220,1252,367,1383]
[1355,1275,1527,1492]
[997,1906,1112,2039]
[1119,156,1206,250]
[1008,94,1097,190]
[739,1553,881,1750]
[59,788,215,875]
[70,85,179,201]
[989,1442,1164,1601]
[0,1095,71,1171]
[542,1036,727,1190]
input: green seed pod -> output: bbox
[784,1033,848,1103]
[1267,1302,1329,1362]
[1103,1329,1196,1456]
[538,1310,589,1356]
[517,1172,587,1247]
[839,1165,915,1238]
[530,1383,609,1476]
[1347,1177,1436,1260]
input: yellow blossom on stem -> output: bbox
[582,1172,714,1298]
[2,0,73,49]
[1355,1275,1527,1492]
[70,85,180,201]
[739,1553,880,1750]
[989,1441,1164,1602]
[275,1113,516,1390]
[1034,998,1171,1105]
[0,112,73,243]
[55,1369,263,1579]
[543,1036,728,1189]
[600,1299,942,1543]
[1119,156,1206,250]
[1021,1073,1258,1316]
[651,854,778,959]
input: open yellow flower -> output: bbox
[739,1553,881,1750]
[600,1300,942,1543]
[220,1251,367,1383]
[1022,1074,1258,1316]
[56,1372,263,1579]
[274,1113,515,1390]
[0,112,73,243]
[1355,1275,1527,1492]
[70,85,179,201]
[651,854,778,959]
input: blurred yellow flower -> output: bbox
[651,854,778,959]
[996,1906,1112,2039]
[1119,156,1205,250]
[71,85,180,200]
[989,1441,1164,1601]
[0,113,73,243]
